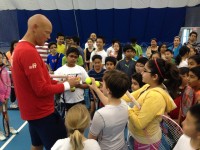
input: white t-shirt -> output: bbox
[89,100,128,150]
[54,65,88,103]
[173,134,194,150]
[90,49,107,64]
[178,59,188,68]
[51,137,101,150]
[107,46,114,56]
[85,42,97,49]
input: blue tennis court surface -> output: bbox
[0,110,31,150]
[0,106,127,150]
[0,109,90,150]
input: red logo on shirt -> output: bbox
[29,63,37,69]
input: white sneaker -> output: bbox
[10,103,18,109]
[9,127,18,134]
[0,131,6,141]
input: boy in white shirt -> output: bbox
[90,36,107,69]
[54,47,89,117]
[173,104,200,150]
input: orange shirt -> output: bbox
[6,51,12,61]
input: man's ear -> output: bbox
[32,23,38,33]
[107,88,112,95]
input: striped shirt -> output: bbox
[36,42,49,62]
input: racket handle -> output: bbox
[126,91,141,109]
[2,104,7,112]
[50,75,68,78]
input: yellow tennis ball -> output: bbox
[95,81,100,88]
[85,77,92,85]
[70,87,76,92]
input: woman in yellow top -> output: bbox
[122,58,180,149]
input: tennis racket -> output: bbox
[2,103,10,137]
[126,91,141,109]
[126,91,183,150]
[158,115,183,150]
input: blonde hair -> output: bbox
[65,104,90,150]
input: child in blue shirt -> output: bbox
[88,55,106,118]
[47,42,64,73]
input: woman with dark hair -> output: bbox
[158,43,167,60]
[146,38,158,58]
[175,46,190,68]
[108,41,123,61]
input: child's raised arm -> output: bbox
[88,77,109,105]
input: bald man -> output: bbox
[84,33,97,49]
[12,14,79,150]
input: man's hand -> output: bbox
[68,77,80,88]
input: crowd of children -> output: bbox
[1,29,200,150]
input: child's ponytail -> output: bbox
[65,104,90,150]
[69,130,84,150]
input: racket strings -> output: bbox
[158,116,183,150]
[142,116,183,150]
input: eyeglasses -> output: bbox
[68,55,78,59]
[143,70,152,73]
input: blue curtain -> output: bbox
[0,7,188,49]
[15,7,186,46]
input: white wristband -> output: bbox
[63,82,70,91]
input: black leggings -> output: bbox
[10,88,16,103]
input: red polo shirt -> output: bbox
[12,41,64,120]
